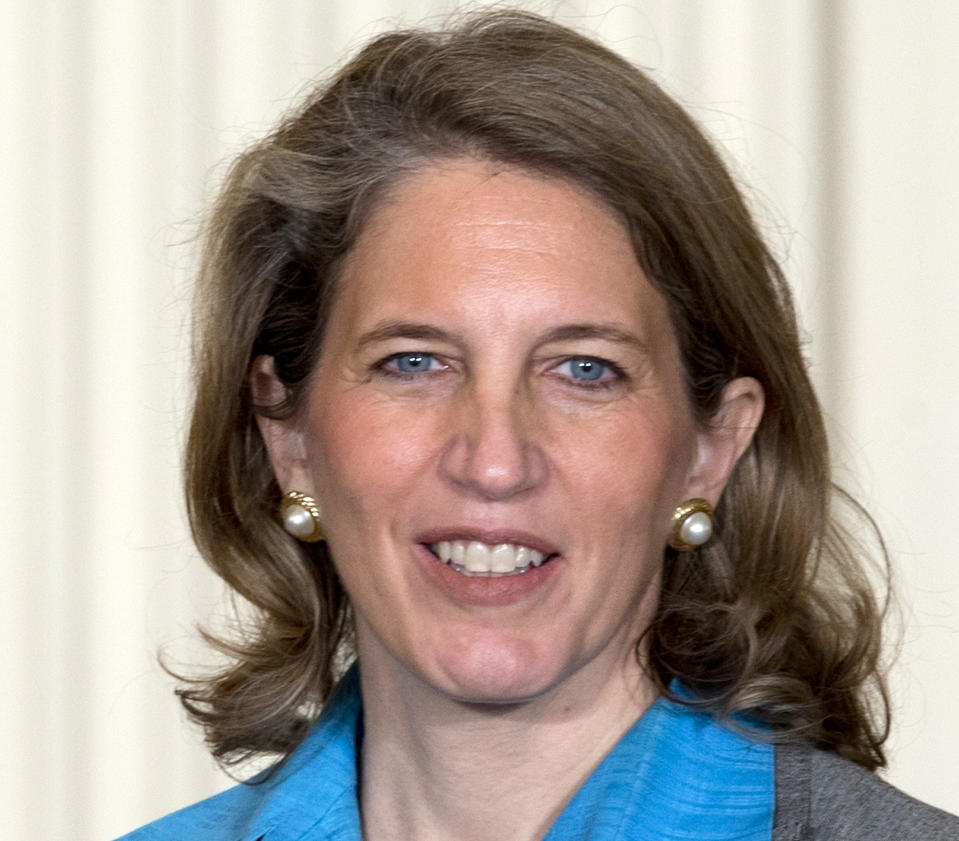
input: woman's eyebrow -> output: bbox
[355,320,455,349]
[356,321,649,352]
[538,323,649,353]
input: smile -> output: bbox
[428,540,551,576]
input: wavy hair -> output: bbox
[178,10,890,771]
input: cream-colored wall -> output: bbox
[2,2,956,838]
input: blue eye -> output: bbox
[386,353,442,374]
[558,357,610,382]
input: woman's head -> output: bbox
[182,10,887,768]
[250,157,763,707]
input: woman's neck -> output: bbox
[357,647,657,841]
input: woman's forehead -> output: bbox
[319,159,681,372]
[340,161,657,312]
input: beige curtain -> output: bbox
[3,2,957,837]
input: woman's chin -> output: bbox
[424,638,573,706]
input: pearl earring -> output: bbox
[668,498,714,551]
[280,491,324,542]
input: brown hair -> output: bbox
[179,9,890,770]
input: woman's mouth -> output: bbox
[427,540,554,576]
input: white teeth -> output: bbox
[490,544,516,573]
[430,540,549,576]
[514,545,530,569]
[464,542,492,573]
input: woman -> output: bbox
[120,10,958,841]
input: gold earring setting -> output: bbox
[669,498,714,551]
[280,491,324,542]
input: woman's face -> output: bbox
[258,159,760,705]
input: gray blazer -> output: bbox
[774,743,959,840]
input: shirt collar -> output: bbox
[242,665,364,841]
[542,691,774,840]
[242,669,773,841]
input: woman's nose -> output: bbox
[438,383,548,501]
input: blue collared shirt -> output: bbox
[118,667,773,841]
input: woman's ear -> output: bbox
[250,355,312,494]
[685,376,765,504]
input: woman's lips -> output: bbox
[413,539,561,606]
[416,527,559,558]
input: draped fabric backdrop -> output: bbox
[3,2,957,838]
